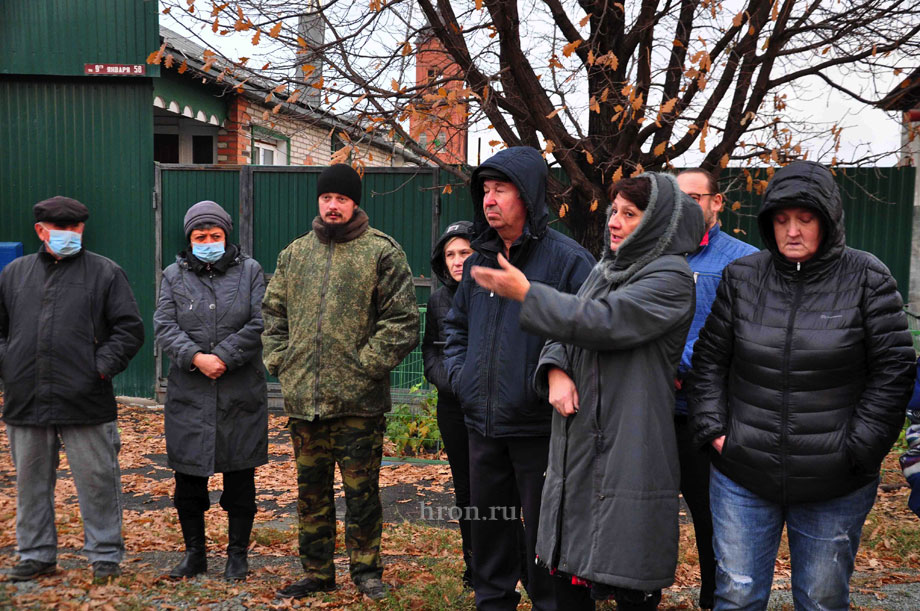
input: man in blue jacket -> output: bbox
[444,147,595,610]
[674,169,758,609]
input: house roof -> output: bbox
[877,67,920,112]
[158,26,425,164]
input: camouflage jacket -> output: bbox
[262,210,420,420]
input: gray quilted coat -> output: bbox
[154,245,268,477]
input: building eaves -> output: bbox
[877,67,920,112]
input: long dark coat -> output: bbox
[154,246,268,477]
[521,173,705,590]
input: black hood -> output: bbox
[601,172,705,285]
[470,146,549,240]
[430,220,475,287]
[757,161,844,275]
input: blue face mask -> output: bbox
[192,241,225,264]
[45,228,82,257]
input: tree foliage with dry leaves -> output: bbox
[157,0,920,252]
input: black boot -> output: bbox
[459,516,473,590]
[223,513,253,581]
[169,513,207,579]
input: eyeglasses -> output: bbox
[686,193,717,202]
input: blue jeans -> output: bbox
[709,467,877,611]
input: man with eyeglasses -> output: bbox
[674,169,758,609]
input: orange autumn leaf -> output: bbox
[562,40,582,58]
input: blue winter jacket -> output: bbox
[674,223,758,415]
[443,147,595,437]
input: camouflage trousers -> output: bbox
[288,415,385,583]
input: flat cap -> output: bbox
[33,196,90,224]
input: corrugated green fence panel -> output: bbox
[362,170,435,282]
[160,168,241,261]
[0,76,155,397]
[252,170,320,273]
[0,0,160,77]
[717,167,915,300]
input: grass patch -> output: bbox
[251,525,291,548]
[862,507,920,561]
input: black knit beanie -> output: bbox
[317,164,362,206]
[183,200,233,238]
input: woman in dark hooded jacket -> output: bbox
[422,220,475,586]
[154,200,268,582]
[689,161,914,610]
[472,173,704,610]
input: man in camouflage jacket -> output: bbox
[263,164,419,601]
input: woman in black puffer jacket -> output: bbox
[421,221,475,587]
[689,161,915,611]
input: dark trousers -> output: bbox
[675,416,716,609]
[173,468,256,518]
[467,429,594,611]
[437,400,473,571]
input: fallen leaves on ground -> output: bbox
[0,406,918,609]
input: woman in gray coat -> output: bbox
[154,200,268,581]
[472,174,704,610]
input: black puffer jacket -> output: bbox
[689,161,915,504]
[0,247,144,425]
[443,147,596,438]
[422,221,475,406]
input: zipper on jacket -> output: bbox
[313,241,335,410]
[780,262,804,504]
[483,297,505,437]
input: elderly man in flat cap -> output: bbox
[0,196,144,583]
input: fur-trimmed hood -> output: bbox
[600,172,705,285]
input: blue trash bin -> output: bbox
[0,242,23,272]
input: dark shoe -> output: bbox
[8,559,56,581]
[92,561,121,583]
[169,512,207,579]
[356,577,388,600]
[277,577,337,599]
[461,565,473,590]
[224,513,253,581]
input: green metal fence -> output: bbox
[390,306,429,396]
